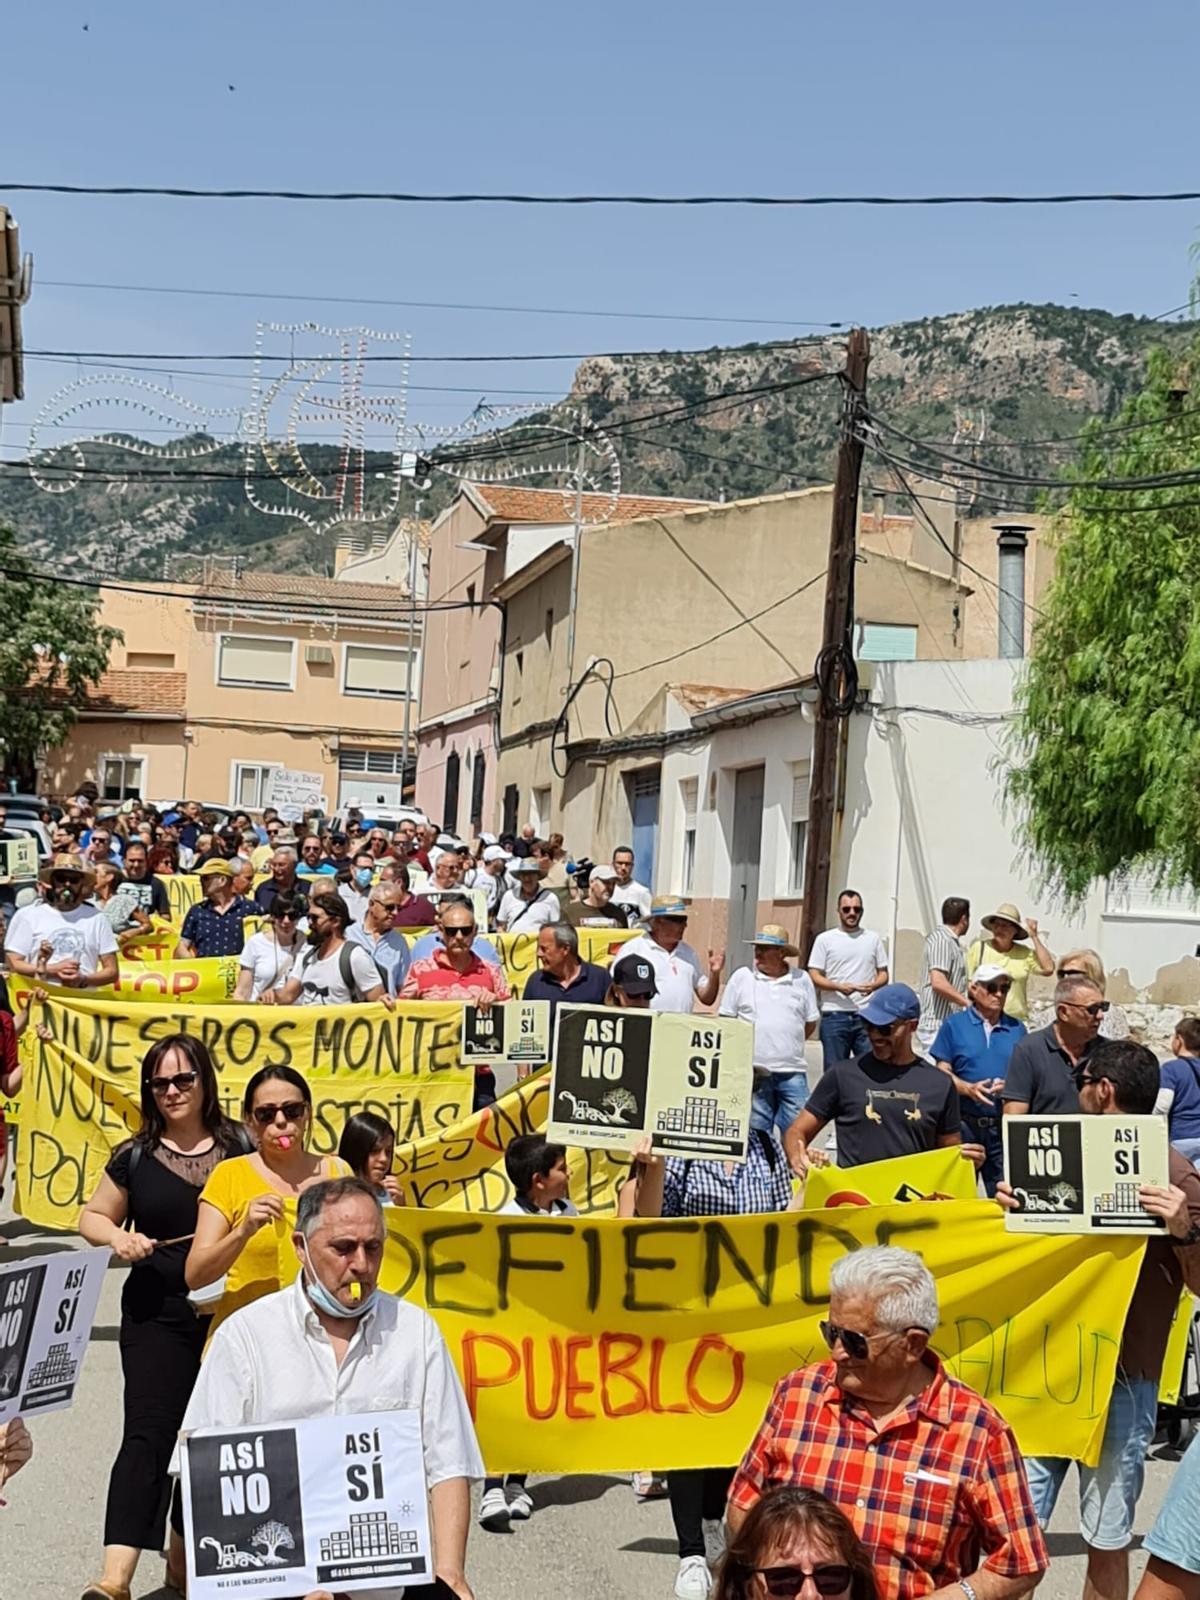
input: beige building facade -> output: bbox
[43,572,420,812]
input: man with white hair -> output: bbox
[728,1246,1048,1600]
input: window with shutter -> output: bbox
[443,751,461,834]
[218,635,294,688]
[789,762,811,895]
[470,750,487,830]
[502,784,519,837]
[679,777,698,894]
[1105,869,1200,920]
[343,644,416,699]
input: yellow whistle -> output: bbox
[349,1281,362,1302]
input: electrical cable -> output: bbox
[550,658,617,779]
[11,181,1200,206]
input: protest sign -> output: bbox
[548,1005,655,1153]
[263,765,325,823]
[645,1013,753,1159]
[390,1074,629,1214]
[1003,1114,1170,1233]
[0,836,39,879]
[803,1146,978,1209]
[15,995,472,1229]
[385,1200,1143,1472]
[0,1246,107,1422]
[548,1008,754,1159]
[182,1412,431,1599]
[462,1001,552,1067]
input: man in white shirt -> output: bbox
[4,856,118,988]
[468,845,512,924]
[807,889,889,1065]
[271,892,390,1007]
[623,898,724,1014]
[609,845,652,925]
[495,860,560,933]
[176,1177,484,1599]
[721,924,819,1136]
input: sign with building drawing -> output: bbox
[0,1247,107,1422]
[0,836,38,880]
[462,1000,552,1066]
[1003,1114,1170,1234]
[264,767,325,823]
[181,1411,431,1599]
[548,1007,753,1160]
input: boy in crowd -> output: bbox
[478,1135,578,1532]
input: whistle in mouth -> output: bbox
[349,1280,362,1302]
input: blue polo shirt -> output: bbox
[179,895,256,958]
[523,960,611,1011]
[930,1006,1026,1096]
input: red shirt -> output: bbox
[400,947,510,1003]
[729,1357,1047,1600]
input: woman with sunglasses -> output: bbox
[714,1487,878,1600]
[232,891,307,1001]
[1055,948,1130,1041]
[79,1036,246,1600]
[185,1065,350,1339]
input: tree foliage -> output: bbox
[0,525,121,776]
[1006,342,1200,901]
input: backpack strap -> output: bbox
[338,940,385,1001]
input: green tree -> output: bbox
[1006,343,1200,901]
[0,526,121,785]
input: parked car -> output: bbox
[331,804,425,834]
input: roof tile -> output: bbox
[471,483,708,525]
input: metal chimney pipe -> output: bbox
[994,523,1032,659]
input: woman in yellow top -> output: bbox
[965,902,1055,1022]
[185,1064,350,1337]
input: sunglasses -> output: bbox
[251,1100,308,1126]
[753,1565,853,1598]
[149,1072,197,1095]
[1057,967,1086,979]
[1072,1067,1110,1088]
[819,1319,911,1360]
[1065,1000,1110,1017]
[443,926,475,939]
[980,981,1011,995]
[273,912,299,923]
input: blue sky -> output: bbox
[4,0,1199,449]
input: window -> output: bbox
[470,749,487,830]
[789,761,811,895]
[856,621,918,662]
[339,748,407,776]
[1105,869,1200,920]
[544,607,554,645]
[126,651,175,670]
[232,762,276,809]
[218,634,294,689]
[466,582,476,609]
[502,783,519,837]
[100,756,144,802]
[679,777,698,894]
[531,787,551,835]
[342,643,416,699]
[443,750,461,834]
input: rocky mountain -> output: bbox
[1,303,1192,578]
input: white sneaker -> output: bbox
[702,1517,726,1567]
[675,1555,714,1600]
[478,1486,510,1530]
[632,1470,669,1500]
[507,1485,533,1520]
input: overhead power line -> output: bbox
[10,181,1200,207]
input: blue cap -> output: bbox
[860,983,921,1027]
[162,810,181,826]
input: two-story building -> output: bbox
[42,570,419,811]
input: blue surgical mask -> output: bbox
[301,1238,376,1320]
[354,867,373,888]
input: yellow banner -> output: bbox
[1160,1292,1196,1408]
[498,928,635,995]
[15,994,472,1229]
[382,1204,1143,1473]
[156,873,203,920]
[803,1147,978,1209]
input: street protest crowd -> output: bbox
[1,792,1200,1600]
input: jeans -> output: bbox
[960,1106,1004,1197]
[750,1070,809,1136]
[1024,1372,1159,1549]
[819,1011,870,1066]
[668,1467,734,1559]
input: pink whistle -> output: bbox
[278,1135,292,1150]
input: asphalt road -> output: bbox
[0,1200,1190,1600]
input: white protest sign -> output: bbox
[182,1411,431,1599]
[0,1246,107,1422]
[0,836,38,879]
[264,768,325,824]
[462,1000,552,1066]
[1003,1114,1171,1233]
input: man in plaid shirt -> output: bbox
[728,1246,1047,1600]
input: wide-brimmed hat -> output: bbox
[750,923,800,957]
[649,896,689,919]
[981,903,1029,940]
[196,858,234,878]
[38,853,96,893]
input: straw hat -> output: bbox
[38,853,96,894]
[750,923,800,957]
[981,903,1029,940]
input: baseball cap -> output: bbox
[510,858,542,875]
[860,982,921,1027]
[196,858,234,878]
[589,864,618,883]
[482,845,508,864]
[611,954,657,998]
[972,963,1010,986]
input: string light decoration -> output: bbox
[26,373,244,493]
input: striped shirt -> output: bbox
[729,1357,1047,1600]
[917,925,967,1048]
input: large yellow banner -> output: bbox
[382,1204,1143,1472]
[15,994,472,1228]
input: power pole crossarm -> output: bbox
[798,327,870,967]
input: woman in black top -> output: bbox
[79,1035,245,1600]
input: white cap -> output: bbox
[973,963,1010,985]
[480,832,498,846]
[482,845,508,863]
[589,864,618,883]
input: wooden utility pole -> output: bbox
[798,327,870,964]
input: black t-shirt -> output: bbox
[806,1054,961,1168]
[1001,1025,1084,1114]
[121,875,170,917]
[106,1139,237,1321]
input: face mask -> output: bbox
[355,867,373,888]
[301,1238,376,1320]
